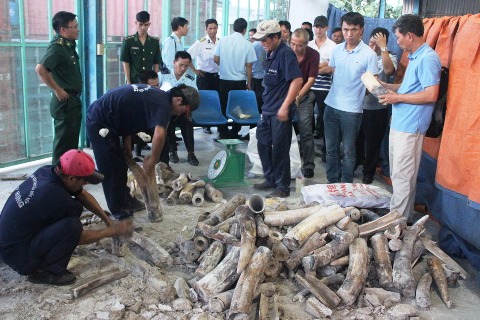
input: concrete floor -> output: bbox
[1,126,479,319]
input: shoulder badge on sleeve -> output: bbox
[185,74,194,81]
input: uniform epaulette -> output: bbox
[150,36,159,41]
[56,38,64,45]
[200,37,207,42]
[185,74,195,81]
[160,68,171,74]
[124,35,134,40]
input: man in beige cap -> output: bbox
[251,20,303,198]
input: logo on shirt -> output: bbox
[267,69,278,75]
[131,84,151,92]
[14,174,37,208]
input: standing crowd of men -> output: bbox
[0,9,441,285]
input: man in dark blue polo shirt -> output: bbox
[86,84,199,220]
[251,20,303,198]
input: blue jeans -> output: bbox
[324,105,362,183]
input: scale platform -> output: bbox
[206,139,249,188]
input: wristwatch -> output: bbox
[380,47,387,53]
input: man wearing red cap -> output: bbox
[0,149,133,286]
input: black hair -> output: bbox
[171,17,188,31]
[170,84,188,105]
[370,27,389,42]
[249,28,257,33]
[340,12,364,28]
[302,21,312,29]
[332,27,342,33]
[205,18,218,28]
[174,51,192,61]
[279,20,292,31]
[266,32,282,40]
[393,14,424,37]
[305,28,313,41]
[136,11,150,23]
[52,11,77,33]
[233,18,248,33]
[138,70,158,84]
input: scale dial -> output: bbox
[208,150,227,179]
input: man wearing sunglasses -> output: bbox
[86,84,199,221]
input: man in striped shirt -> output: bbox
[308,16,336,162]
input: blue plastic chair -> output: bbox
[225,90,260,125]
[191,90,228,126]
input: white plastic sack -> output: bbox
[247,127,302,179]
[301,183,392,208]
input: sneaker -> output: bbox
[362,175,373,184]
[169,152,179,163]
[28,270,76,286]
[303,169,314,178]
[253,181,275,190]
[266,189,290,198]
[203,127,212,134]
[187,153,199,166]
[128,196,145,213]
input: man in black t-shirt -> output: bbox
[86,84,199,220]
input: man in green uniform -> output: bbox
[35,11,82,165]
[120,11,161,85]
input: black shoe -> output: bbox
[175,136,182,141]
[128,196,145,213]
[266,189,290,198]
[28,270,76,286]
[187,153,199,166]
[142,145,151,150]
[253,181,276,190]
[303,169,314,178]
[203,128,212,134]
[169,152,179,163]
[314,131,321,139]
[362,175,373,184]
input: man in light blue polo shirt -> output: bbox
[214,18,257,140]
[379,14,441,222]
[324,12,378,183]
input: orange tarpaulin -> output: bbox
[435,14,480,204]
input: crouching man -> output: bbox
[0,149,133,285]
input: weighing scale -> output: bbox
[207,139,249,187]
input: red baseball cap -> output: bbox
[59,149,104,184]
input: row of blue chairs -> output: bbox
[192,90,261,127]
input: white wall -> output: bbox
[289,0,329,30]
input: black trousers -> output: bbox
[0,217,82,275]
[357,108,389,178]
[218,79,246,138]
[313,90,329,154]
[197,71,219,91]
[168,115,194,153]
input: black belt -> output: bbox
[200,71,218,75]
[65,89,81,97]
